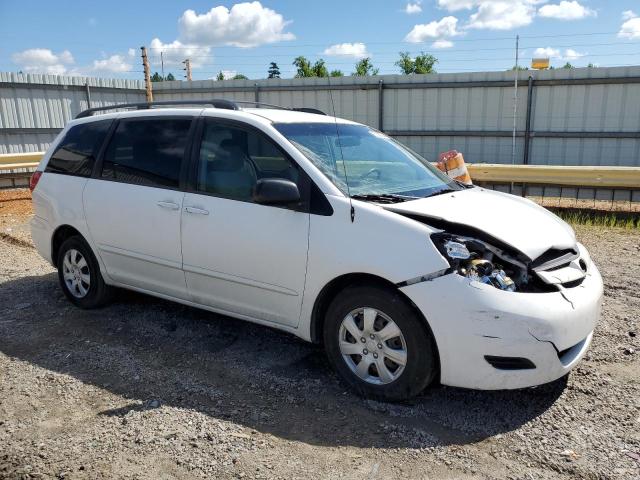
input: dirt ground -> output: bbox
[0,189,638,480]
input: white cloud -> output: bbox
[538,1,596,20]
[533,47,561,58]
[149,38,210,68]
[467,1,541,30]
[178,1,295,48]
[619,11,640,39]
[438,1,546,30]
[405,16,461,42]
[432,39,454,48]
[11,48,75,75]
[323,42,369,58]
[128,48,136,57]
[563,48,585,60]
[405,2,422,14]
[92,54,132,73]
[437,0,475,11]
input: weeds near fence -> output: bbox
[550,208,640,230]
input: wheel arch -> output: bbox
[309,272,440,360]
[51,224,85,268]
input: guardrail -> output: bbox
[0,152,41,171]
[467,164,640,189]
[1,152,639,192]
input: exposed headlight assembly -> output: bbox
[432,233,520,292]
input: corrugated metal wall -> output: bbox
[152,66,640,170]
[2,67,639,170]
[0,72,144,153]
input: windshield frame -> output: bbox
[273,122,461,200]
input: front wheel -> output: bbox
[57,236,112,309]
[323,285,438,401]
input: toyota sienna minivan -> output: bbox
[30,100,603,401]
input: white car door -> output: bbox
[84,115,194,299]
[181,118,310,327]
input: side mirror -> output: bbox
[253,178,301,205]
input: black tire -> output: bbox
[57,236,113,309]
[323,284,438,401]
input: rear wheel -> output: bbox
[323,285,438,401]
[57,236,112,308]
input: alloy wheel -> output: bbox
[62,248,91,298]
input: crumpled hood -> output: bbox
[384,187,576,260]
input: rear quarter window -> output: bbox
[45,120,112,177]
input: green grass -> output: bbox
[550,208,640,230]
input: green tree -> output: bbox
[395,51,437,75]
[216,71,225,81]
[233,74,249,80]
[293,56,313,77]
[562,62,574,69]
[293,56,329,77]
[166,72,175,81]
[353,57,379,76]
[396,52,414,75]
[413,52,438,74]
[150,72,163,82]
[510,65,528,71]
[330,69,344,77]
[587,63,595,68]
[268,62,281,79]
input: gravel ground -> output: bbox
[0,191,639,479]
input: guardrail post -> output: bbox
[378,80,384,132]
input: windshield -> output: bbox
[274,123,460,200]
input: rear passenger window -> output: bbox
[46,120,111,177]
[101,118,192,188]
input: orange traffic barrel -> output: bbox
[437,150,472,184]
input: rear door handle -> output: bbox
[184,206,209,215]
[156,201,180,210]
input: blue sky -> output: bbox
[1,0,639,80]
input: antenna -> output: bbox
[326,75,355,223]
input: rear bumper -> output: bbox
[400,263,603,390]
[31,215,54,266]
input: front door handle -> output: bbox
[184,206,209,215]
[157,201,180,210]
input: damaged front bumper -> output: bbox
[400,261,603,390]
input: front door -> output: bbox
[181,118,310,327]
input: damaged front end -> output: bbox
[428,230,587,293]
[431,232,533,292]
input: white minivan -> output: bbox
[30,100,603,401]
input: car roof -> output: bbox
[69,106,359,128]
[241,108,358,125]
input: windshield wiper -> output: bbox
[351,193,418,204]
[422,188,456,198]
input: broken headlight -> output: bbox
[432,233,519,292]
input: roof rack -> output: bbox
[75,99,326,119]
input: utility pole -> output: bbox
[160,51,165,80]
[141,46,153,103]
[183,58,192,81]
